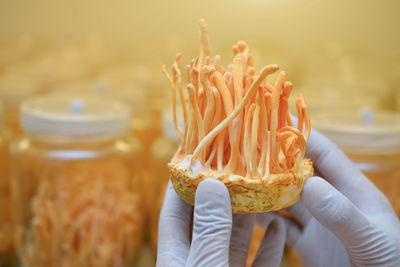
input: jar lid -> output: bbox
[311,107,400,154]
[21,93,131,138]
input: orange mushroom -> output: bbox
[163,20,313,213]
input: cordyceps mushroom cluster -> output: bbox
[163,19,314,213]
[15,160,143,267]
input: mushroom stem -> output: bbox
[251,103,260,177]
[244,105,255,178]
[270,71,286,169]
[258,88,268,174]
[198,19,212,68]
[191,64,279,166]
[279,81,293,128]
[187,84,206,162]
[263,131,271,180]
[162,65,184,141]
[296,97,304,133]
[233,54,244,107]
[200,66,216,133]
[173,54,188,135]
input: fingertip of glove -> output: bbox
[302,176,334,208]
[196,178,231,210]
[304,176,331,192]
[303,177,360,223]
[197,178,229,197]
[301,177,370,242]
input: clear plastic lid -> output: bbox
[21,93,131,139]
[55,78,147,111]
[311,107,400,154]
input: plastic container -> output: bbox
[284,107,400,267]
[149,111,179,250]
[312,108,400,215]
[96,65,164,158]
[11,94,143,266]
[96,67,167,209]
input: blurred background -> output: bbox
[0,0,399,266]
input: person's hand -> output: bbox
[270,126,400,266]
[156,178,286,267]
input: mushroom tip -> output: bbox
[261,64,279,75]
[233,53,241,61]
[237,40,247,50]
[198,18,207,26]
[201,65,215,73]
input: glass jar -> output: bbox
[149,111,179,250]
[11,94,143,267]
[285,108,400,267]
[312,108,400,215]
[95,65,165,173]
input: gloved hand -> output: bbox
[156,178,286,267]
[270,126,400,266]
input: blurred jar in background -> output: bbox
[96,65,168,216]
[284,108,400,267]
[11,94,143,267]
[40,47,90,89]
[389,60,400,112]
[149,111,179,250]
[295,74,387,111]
[79,35,125,75]
[96,64,166,150]
[96,65,161,150]
[52,76,150,185]
[0,35,39,74]
[0,75,45,137]
[51,79,100,96]
[294,44,392,112]
[312,108,400,215]
[95,66,151,170]
[5,45,90,94]
[0,102,15,267]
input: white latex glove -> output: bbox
[275,125,400,267]
[157,178,286,267]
